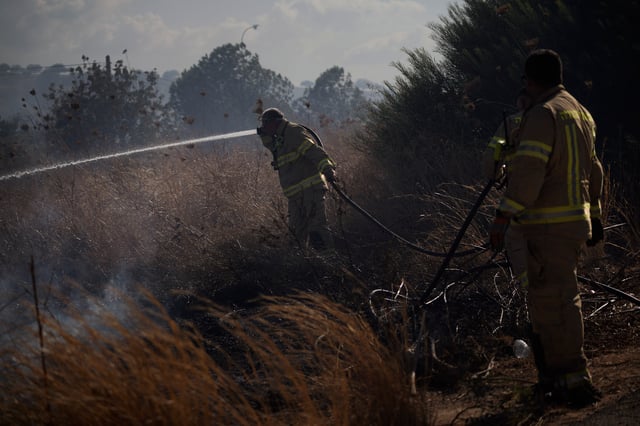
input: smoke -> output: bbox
[0,263,149,359]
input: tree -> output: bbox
[361,0,639,191]
[33,55,175,156]
[169,43,294,135]
[429,0,640,214]
[357,48,470,188]
[430,0,640,147]
[293,66,369,126]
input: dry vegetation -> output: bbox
[1,287,431,425]
[1,125,638,425]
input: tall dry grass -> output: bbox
[1,287,432,425]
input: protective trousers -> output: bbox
[287,187,333,251]
[523,226,588,380]
[505,223,528,286]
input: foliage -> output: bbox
[169,43,294,135]
[0,115,26,171]
[430,0,639,145]
[292,66,369,126]
[0,115,19,138]
[357,48,471,190]
[0,63,72,121]
[22,56,177,157]
[434,0,640,219]
[359,0,640,220]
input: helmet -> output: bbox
[260,107,284,124]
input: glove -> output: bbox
[586,217,604,246]
[323,168,337,184]
[489,211,510,251]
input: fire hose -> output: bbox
[328,180,487,258]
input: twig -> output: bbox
[471,356,496,379]
[578,275,640,306]
[0,289,28,313]
[586,301,610,319]
[448,404,483,425]
[30,256,52,423]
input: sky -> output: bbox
[0,0,453,85]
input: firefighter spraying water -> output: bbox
[257,107,337,252]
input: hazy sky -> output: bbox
[0,0,453,85]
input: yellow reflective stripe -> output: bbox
[590,200,601,219]
[488,137,506,160]
[559,109,594,125]
[282,174,324,198]
[276,139,314,168]
[514,140,552,163]
[488,136,505,148]
[565,123,581,206]
[517,203,589,224]
[499,197,525,215]
[317,158,333,171]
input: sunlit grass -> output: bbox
[1,288,432,425]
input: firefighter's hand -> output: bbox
[586,218,604,246]
[489,211,510,251]
[323,168,337,184]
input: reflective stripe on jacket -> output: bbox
[265,120,336,199]
[499,85,603,230]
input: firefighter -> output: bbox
[257,107,337,251]
[489,49,604,407]
[482,88,533,288]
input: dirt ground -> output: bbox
[206,247,639,425]
[425,335,640,425]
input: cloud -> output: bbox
[0,0,449,83]
[122,13,181,49]
[254,0,434,82]
[1,0,134,65]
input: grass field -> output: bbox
[1,124,637,425]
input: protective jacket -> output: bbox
[482,112,524,180]
[498,85,603,235]
[261,120,336,198]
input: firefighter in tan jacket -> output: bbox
[258,108,336,251]
[489,50,604,407]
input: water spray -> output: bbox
[0,129,257,182]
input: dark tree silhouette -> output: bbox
[169,43,294,135]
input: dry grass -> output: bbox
[0,287,431,425]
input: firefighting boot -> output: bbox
[552,370,602,408]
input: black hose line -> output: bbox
[329,181,488,258]
[304,123,487,258]
[415,178,496,309]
